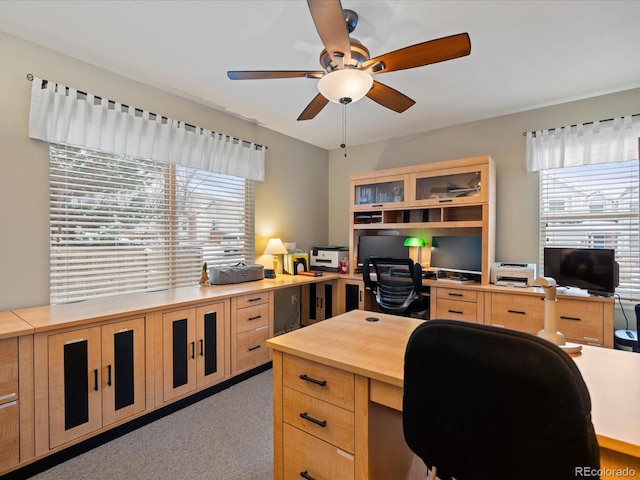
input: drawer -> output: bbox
[0,338,18,401]
[558,299,604,345]
[236,326,269,371]
[436,287,477,303]
[490,293,544,334]
[283,387,355,453]
[236,302,269,333]
[436,299,477,323]
[235,292,269,309]
[0,399,19,472]
[283,354,354,411]
[283,423,354,480]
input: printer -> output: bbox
[310,246,348,272]
[490,262,537,287]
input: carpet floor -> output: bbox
[27,369,273,480]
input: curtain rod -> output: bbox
[27,73,267,150]
[522,113,640,137]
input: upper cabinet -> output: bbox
[412,164,489,206]
[351,174,411,210]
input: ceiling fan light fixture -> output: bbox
[317,68,373,104]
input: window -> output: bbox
[49,144,255,303]
[539,160,639,301]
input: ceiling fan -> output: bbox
[227,0,471,121]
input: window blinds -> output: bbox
[49,144,255,304]
[539,160,639,301]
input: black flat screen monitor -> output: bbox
[430,235,482,275]
[357,235,409,267]
[543,247,617,296]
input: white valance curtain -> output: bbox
[28,76,265,181]
[526,115,640,172]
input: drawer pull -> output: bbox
[248,345,262,351]
[300,412,327,428]
[300,471,316,480]
[248,315,262,321]
[448,293,464,297]
[448,310,463,315]
[248,297,262,302]
[507,309,526,315]
[299,374,327,387]
[560,315,581,322]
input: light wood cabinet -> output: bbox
[47,316,146,448]
[162,301,228,402]
[302,280,337,324]
[349,156,495,284]
[280,354,355,480]
[231,292,272,374]
[0,338,19,472]
[431,286,482,323]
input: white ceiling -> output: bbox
[1,1,639,150]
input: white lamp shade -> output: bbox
[264,238,288,255]
[317,69,373,104]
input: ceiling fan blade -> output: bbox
[366,81,415,113]
[227,70,324,80]
[362,33,471,73]
[307,0,351,66]
[297,93,330,121]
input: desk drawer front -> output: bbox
[436,299,477,323]
[283,423,354,480]
[235,303,269,333]
[235,292,269,309]
[558,299,603,345]
[283,354,354,410]
[436,287,477,303]
[489,293,544,333]
[236,326,269,371]
[284,387,355,453]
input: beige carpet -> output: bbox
[28,369,273,480]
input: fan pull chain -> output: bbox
[340,97,350,157]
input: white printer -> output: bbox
[490,262,537,287]
[310,246,348,272]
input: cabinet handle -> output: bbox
[448,310,464,315]
[448,292,464,297]
[191,341,196,359]
[371,204,384,208]
[299,374,327,387]
[248,315,262,321]
[199,339,204,356]
[359,291,362,302]
[299,412,327,428]
[248,345,262,351]
[507,309,526,315]
[438,199,453,203]
[248,297,262,302]
[316,297,319,307]
[560,315,581,322]
[300,471,316,480]
[93,369,99,391]
[320,298,324,309]
[107,365,112,387]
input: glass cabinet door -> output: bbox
[352,175,408,209]
[413,166,487,205]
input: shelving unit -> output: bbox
[349,156,496,284]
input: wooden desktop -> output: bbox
[267,309,640,480]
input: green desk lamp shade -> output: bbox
[404,237,426,247]
[404,237,427,264]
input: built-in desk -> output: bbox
[267,310,640,480]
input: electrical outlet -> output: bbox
[291,294,297,305]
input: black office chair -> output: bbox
[362,256,428,317]
[403,320,600,480]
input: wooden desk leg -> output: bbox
[354,375,369,480]
[272,351,284,480]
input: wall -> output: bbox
[0,32,329,311]
[327,87,640,328]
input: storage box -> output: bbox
[209,263,264,285]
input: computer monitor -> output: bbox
[430,235,482,275]
[357,235,409,268]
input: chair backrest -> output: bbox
[403,320,600,480]
[363,256,422,314]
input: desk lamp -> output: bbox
[534,276,582,354]
[264,238,287,274]
[404,237,426,264]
